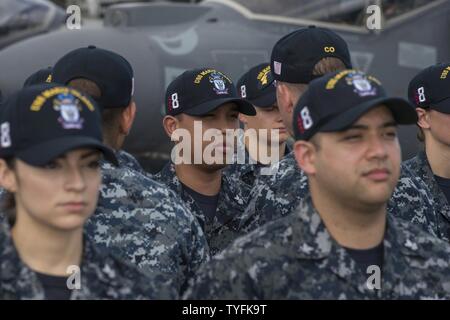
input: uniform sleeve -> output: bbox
[388,170,439,238]
[182,250,262,300]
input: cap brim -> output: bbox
[320,97,417,133]
[184,97,256,116]
[430,97,450,114]
[248,90,277,108]
[16,136,118,166]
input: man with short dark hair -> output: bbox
[52,46,209,294]
[155,67,255,255]
[184,70,450,300]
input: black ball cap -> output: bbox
[165,68,256,116]
[293,70,418,141]
[236,63,276,108]
[23,66,53,88]
[0,83,117,165]
[52,45,134,109]
[408,62,450,113]
[271,26,352,84]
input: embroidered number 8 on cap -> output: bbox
[1,122,11,148]
[301,107,313,130]
[171,93,179,109]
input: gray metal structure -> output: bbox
[0,0,449,172]
[0,0,66,50]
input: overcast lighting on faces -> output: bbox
[7,148,103,231]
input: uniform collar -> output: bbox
[0,220,124,299]
[291,196,430,297]
[0,222,46,299]
[156,162,247,233]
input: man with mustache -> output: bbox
[224,63,289,195]
[184,70,450,299]
[155,68,255,255]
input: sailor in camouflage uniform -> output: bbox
[0,222,175,300]
[239,151,308,232]
[237,26,352,232]
[52,46,209,293]
[0,68,53,205]
[90,157,210,293]
[390,62,450,242]
[184,195,450,300]
[185,71,450,300]
[154,68,255,256]
[224,63,289,195]
[115,148,149,176]
[388,164,439,238]
[0,84,174,299]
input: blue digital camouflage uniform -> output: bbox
[225,160,263,197]
[0,211,6,228]
[115,149,149,176]
[224,133,291,198]
[85,151,210,294]
[223,136,265,197]
[238,150,309,233]
[390,150,450,241]
[184,195,450,299]
[0,221,176,300]
[154,162,249,256]
[238,150,435,239]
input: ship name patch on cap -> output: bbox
[440,66,450,79]
[30,86,95,112]
[193,69,231,84]
[326,70,379,97]
[257,65,271,86]
[349,74,377,97]
[53,93,84,130]
[325,70,351,90]
[209,72,228,95]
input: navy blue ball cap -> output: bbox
[165,68,256,116]
[293,70,417,141]
[52,45,134,109]
[271,26,352,85]
[236,63,276,108]
[408,62,450,113]
[23,66,53,88]
[0,83,117,166]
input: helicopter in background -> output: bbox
[0,0,66,50]
[0,0,449,172]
